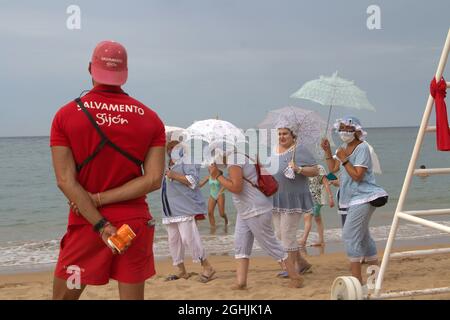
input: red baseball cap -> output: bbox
[90,40,128,86]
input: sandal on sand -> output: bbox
[277,271,289,278]
[165,273,191,281]
[198,270,216,283]
[165,274,181,281]
[298,263,313,275]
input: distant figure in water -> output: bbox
[418,165,429,179]
[199,175,228,230]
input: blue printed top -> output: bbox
[270,145,317,214]
[161,160,207,224]
[336,142,388,208]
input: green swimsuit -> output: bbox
[209,178,221,200]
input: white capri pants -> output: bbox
[234,211,288,262]
[166,218,206,266]
[272,211,302,252]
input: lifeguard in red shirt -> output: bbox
[50,40,165,300]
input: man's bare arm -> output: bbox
[51,146,104,225]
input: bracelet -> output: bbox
[96,193,102,207]
[93,217,108,233]
[100,222,112,237]
[342,160,350,167]
[296,166,303,174]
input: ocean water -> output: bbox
[0,127,449,272]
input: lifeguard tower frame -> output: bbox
[331,28,450,300]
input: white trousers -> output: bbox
[166,218,206,265]
[272,211,302,251]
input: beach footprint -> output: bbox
[0,282,27,289]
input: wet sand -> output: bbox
[1,243,450,300]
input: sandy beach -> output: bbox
[1,243,450,300]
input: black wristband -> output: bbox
[93,217,108,233]
[342,160,350,167]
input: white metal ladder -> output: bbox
[373,27,450,299]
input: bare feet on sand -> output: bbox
[298,262,313,274]
[231,283,247,290]
[198,268,216,283]
[288,277,304,288]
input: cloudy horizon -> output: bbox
[1,0,449,137]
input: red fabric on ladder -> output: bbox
[430,77,450,151]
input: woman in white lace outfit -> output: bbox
[271,123,319,275]
[321,116,388,283]
[208,151,303,290]
[161,141,216,283]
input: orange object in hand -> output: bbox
[107,224,136,253]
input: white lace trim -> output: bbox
[349,256,365,263]
[172,259,184,266]
[272,208,313,215]
[172,258,204,264]
[349,255,378,263]
[185,175,197,189]
[333,118,368,141]
[274,144,296,156]
[191,258,203,263]
[339,191,388,209]
[235,254,250,259]
[162,215,195,225]
[365,255,378,262]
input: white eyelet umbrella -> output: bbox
[164,126,185,143]
[290,71,376,132]
[185,119,246,165]
[185,119,246,145]
[258,106,334,159]
[258,106,333,146]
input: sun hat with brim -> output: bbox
[90,40,128,86]
[333,115,367,140]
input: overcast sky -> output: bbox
[1,0,449,137]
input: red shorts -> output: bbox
[54,218,155,285]
[194,214,206,221]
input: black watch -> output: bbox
[93,217,108,233]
